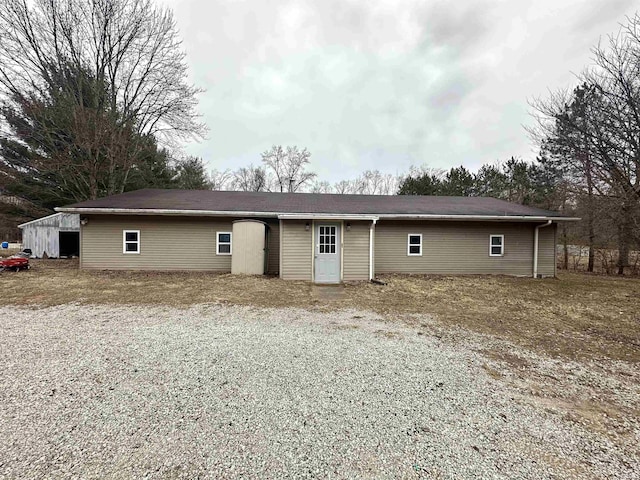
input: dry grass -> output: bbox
[0,248,22,257]
[2,259,639,364]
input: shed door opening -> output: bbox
[59,231,79,257]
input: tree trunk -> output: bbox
[89,173,98,200]
[585,152,595,272]
[562,224,569,270]
[617,200,632,275]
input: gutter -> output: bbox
[533,220,553,278]
[279,213,380,221]
[56,207,285,217]
[375,214,580,221]
[55,207,580,222]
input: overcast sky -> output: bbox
[161,0,637,183]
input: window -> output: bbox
[123,230,140,254]
[407,233,422,256]
[489,234,504,257]
[318,225,337,254]
[217,232,232,255]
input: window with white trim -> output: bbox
[217,232,232,255]
[489,234,504,257]
[407,233,422,256]
[123,230,140,254]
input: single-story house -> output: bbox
[56,189,579,282]
[18,213,80,258]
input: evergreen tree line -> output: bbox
[396,158,559,208]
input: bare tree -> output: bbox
[209,169,233,191]
[406,165,447,180]
[333,180,356,194]
[0,0,205,145]
[529,13,640,274]
[232,164,270,192]
[0,0,205,202]
[326,171,400,195]
[310,180,333,193]
[261,145,316,192]
[354,170,400,195]
[586,17,640,274]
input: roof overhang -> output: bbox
[55,207,580,222]
[55,207,281,217]
[277,213,379,221]
[376,214,581,222]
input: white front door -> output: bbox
[314,223,341,283]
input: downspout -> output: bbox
[369,218,377,281]
[533,220,552,278]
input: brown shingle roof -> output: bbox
[57,189,571,219]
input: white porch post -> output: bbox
[369,219,377,281]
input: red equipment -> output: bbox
[0,254,29,271]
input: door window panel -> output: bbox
[319,226,337,254]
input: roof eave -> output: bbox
[277,213,379,221]
[55,207,281,217]
[377,214,581,222]
[18,212,65,228]
[56,207,580,222]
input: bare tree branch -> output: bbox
[0,0,206,146]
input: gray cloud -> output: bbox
[420,3,494,52]
[573,0,637,34]
[162,0,637,182]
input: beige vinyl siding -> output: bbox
[266,220,280,275]
[343,221,370,281]
[81,215,233,271]
[280,220,312,280]
[375,221,555,277]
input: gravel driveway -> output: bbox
[0,304,637,479]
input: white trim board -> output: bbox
[18,212,65,228]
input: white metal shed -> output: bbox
[18,213,80,258]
